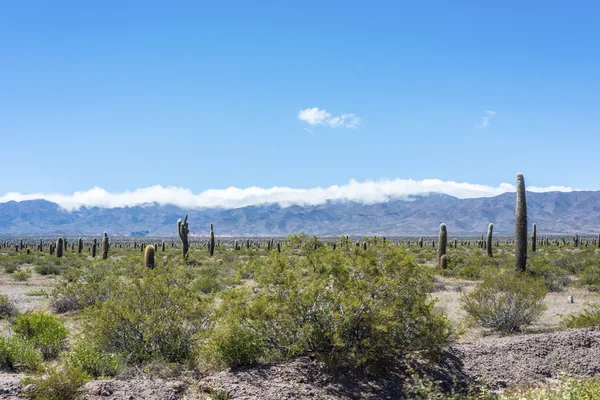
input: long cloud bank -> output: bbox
[0,179,575,211]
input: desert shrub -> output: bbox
[85,264,213,364]
[502,373,600,399]
[24,289,48,297]
[12,269,31,281]
[22,364,90,400]
[461,272,547,333]
[214,241,451,370]
[65,341,123,378]
[0,295,17,319]
[0,337,42,372]
[201,319,265,368]
[576,266,600,292]
[13,312,68,359]
[4,261,19,274]
[527,258,571,292]
[35,262,61,276]
[562,303,600,328]
[51,263,116,312]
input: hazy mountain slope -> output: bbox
[0,191,599,236]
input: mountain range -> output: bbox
[0,191,599,236]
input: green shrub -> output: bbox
[527,258,571,292]
[202,321,264,368]
[4,261,19,274]
[576,265,600,292]
[24,290,48,297]
[22,364,90,400]
[502,373,600,399]
[12,269,31,281]
[0,295,17,318]
[461,272,547,333]
[85,264,213,364]
[65,341,123,378]
[13,313,68,359]
[216,241,451,370]
[35,262,61,276]
[562,303,600,328]
[0,336,42,372]
[51,262,117,313]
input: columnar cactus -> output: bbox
[418,237,423,247]
[531,224,537,252]
[574,234,579,248]
[56,237,63,258]
[438,224,447,265]
[102,232,109,259]
[209,223,215,257]
[277,242,281,253]
[144,245,155,269]
[177,214,190,258]
[440,254,447,269]
[162,241,165,252]
[92,238,97,258]
[487,223,493,257]
[597,233,600,249]
[515,173,527,272]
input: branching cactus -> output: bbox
[515,173,527,272]
[102,232,109,259]
[56,237,63,258]
[487,223,493,257]
[209,223,215,257]
[531,224,537,252]
[144,245,155,269]
[438,224,447,265]
[177,214,190,258]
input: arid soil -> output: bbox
[1,328,598,399]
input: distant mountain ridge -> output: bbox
[0,191,599,236]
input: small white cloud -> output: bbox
[477,110,496,128]
[298,107,360,128]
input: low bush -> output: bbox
[22,364,90,400]
[0,295,17,319]
[85,264,213,364]
[65,341,123,378]
[575,266,600,292]
[527,258,571,292]
[35,262,61,276]
[461,272,547,333]
[13,313,68,359]
[4,261,19,274]
[213,242,452,370]
[12,269,31,281]
[562,303,600,328]
[0,337,42,372]
[51,262,117,312]
[201,320,265,368]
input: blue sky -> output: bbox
[1,1,599,203]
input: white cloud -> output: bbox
[0,179,575,211]
[298,107,361,128]
[477,110,496,128]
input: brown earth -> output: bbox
[1,328,599,399]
